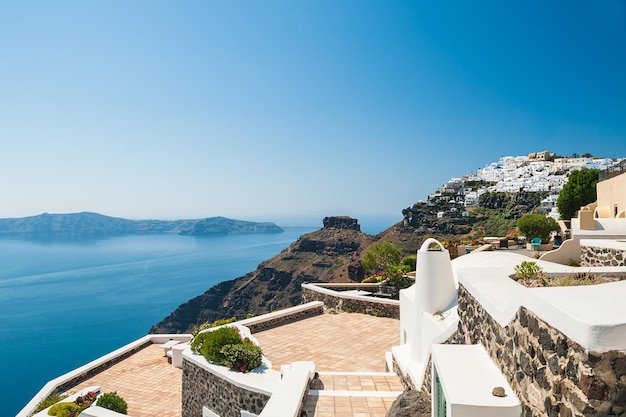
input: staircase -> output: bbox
[302,371,404,417]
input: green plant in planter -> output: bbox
[36,393,68,412]
[47,402,81,417]
[191,316,237,337]
[514,261,544,282]
[192,326,243,364]
[221,339,263,372]
[385,270,412,290]
[96,392,128,414]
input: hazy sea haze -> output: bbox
[0,218,393,416]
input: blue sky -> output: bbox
[1,1,625,226]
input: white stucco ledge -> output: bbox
[527,282,626,352]
[580,238,626,251]
[301,283,400,306]
[431,344,521,417]
[78,406,129,417]
[183,348,282,396]
[256,361,315,417]
[236,301,325,327]
[454,252,626,352]
[18,334,191,417]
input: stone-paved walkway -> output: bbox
[66,344,182,417]
[253,312,400,372]
[304,371,404,417]
[254,312,403,417]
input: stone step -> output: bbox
[303,372,404,416]
[309,371,404,394]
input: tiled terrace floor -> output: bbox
[64,312,402,417]
[67,344,182,417]
[254,312,400,372]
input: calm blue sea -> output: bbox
[0,218,394,416]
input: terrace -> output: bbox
[25,306,402,417]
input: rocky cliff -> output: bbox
[152,194,546,333]
[150,216,377,333]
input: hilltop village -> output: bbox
[425,151,618,221]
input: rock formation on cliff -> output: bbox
[150,216,377,333]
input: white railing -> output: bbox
[17,334,190,417]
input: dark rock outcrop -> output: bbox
[386,390,431,417]
[323,216,360,231]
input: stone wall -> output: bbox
[453,284,626,417]
[581,245,626,267]
[301,285,399,319]
[57,341,152,393]
[182,360,270,417]
[245,304,324,333]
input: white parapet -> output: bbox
[431,344,521,417]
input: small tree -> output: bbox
[96,392,128,415]
[361,241,402,275]
[518,214,559,243]
[401,254,417,271]
[556,167,600,220]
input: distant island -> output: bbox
[0,212,284,238]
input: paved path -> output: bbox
[253,312,400,372]
[304,371,404,417]
[254,312,404,416]
[67,344,182,417]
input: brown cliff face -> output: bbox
[150,217,376,334]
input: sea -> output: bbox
[0,218,394,416]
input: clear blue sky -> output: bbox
[1,1,625,226]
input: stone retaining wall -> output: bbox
[56,340,152,393]
[182,360,270,417]
[452,284,626,417]
[581,245,626,267]
[301,285,399,319]
[245,305,324,333]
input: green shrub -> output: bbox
[385,272,412,290]
[567,258,581,267]
[191,317,237,337]
[401,254,417,271]
[514,261,543,281]
[221,340,263,372]
[552,274,595,287]
[96,392,128,415]
[36,394,68,412]
[47,402,81,417]
[193,326,243,363]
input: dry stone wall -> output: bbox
[452,284,626,417]
[182,359,269,417]
[245,305,324,333]
[581,245,626,267]
[301,285,399,319]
